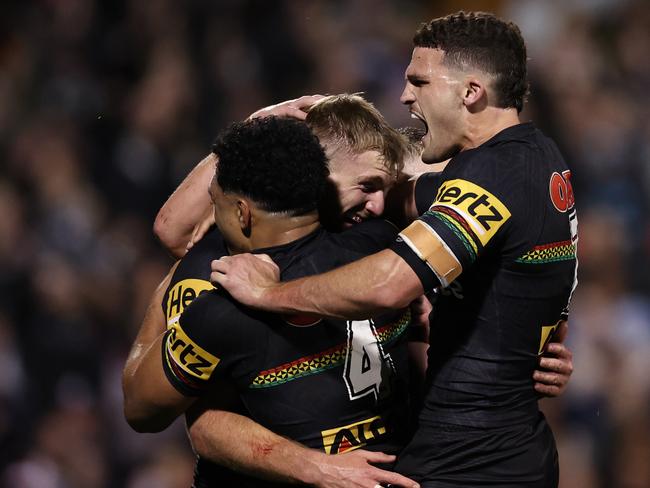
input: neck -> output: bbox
[229,211,321,254]
[462,107,521,151]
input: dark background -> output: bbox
[1,1,649,486]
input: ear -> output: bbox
[462,77,488,112]
[237,199,252,238]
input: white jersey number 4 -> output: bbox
[343,319,394,401]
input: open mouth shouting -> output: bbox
[410,111,428,139]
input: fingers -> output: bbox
[249,95,325,120]
[538,355,573,375]
[352,451,419,488]
[254,253,276,265]
[356,450,396,465]
[371,468,419,488]
[533,369,566,386]
[545,342,572,358]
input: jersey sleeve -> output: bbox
[391,154,517,291]
[414,172,444,215]
[162,291,250,396]
[161,228,228,327]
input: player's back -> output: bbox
[164,220,413,487]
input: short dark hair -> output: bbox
[211,117,329,216]
[414,11,529,112]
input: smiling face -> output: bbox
[321,148,395,229]
[401,47,466,164]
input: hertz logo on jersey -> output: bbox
[165,279,214,328]
[165,323,220,381]
[433,179,511,246]
[321,416,387,455]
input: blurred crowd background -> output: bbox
[1,0,649,487]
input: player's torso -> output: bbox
[419,124,578,427]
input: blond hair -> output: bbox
[305,94,405,178]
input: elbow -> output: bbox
[187,421,210,457]
[153,212,185,259]
[123,400,171,433]
[372,284,413,311]
[122,378,170,433]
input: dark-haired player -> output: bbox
[212,12,578,487]
[123,116,419,488]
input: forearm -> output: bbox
[270,249,423,319]
[188,409,324,484]
[154,154,216,257]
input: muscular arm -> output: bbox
[153,96,325,257]
[154,154,216,258]
[122,262,196,432]
[187,407,417,487]
[212,249,424,320]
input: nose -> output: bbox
[365,191,385,217]
[400,82,414,106]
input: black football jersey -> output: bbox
[391,123,576,485]
[163,221,413,486]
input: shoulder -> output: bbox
[176,228,228,279]
[330,219,399,254]
[178,289,264,349]
[414,172,444,214]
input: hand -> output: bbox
[248,95,325,121]
[186,206,215,252]
[210,254,280,309]
[311,449,419,488]
[534,321,573,397]
[409,295,432,335]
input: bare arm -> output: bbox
[122,262,197,432]
[211,249,425,320]
[154,154,216,258]
[153,95,325,257]
[187,407,418,487]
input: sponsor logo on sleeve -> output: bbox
[321,416,387,454]
[549,170,575,213]
[165,279,214,327]
[432,179,511,247]
[165,323,220,381]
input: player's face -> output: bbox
[401,47,465,164]
[327,150,395,229]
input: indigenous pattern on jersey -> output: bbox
[163,220,413,466]
[391,123,576,486]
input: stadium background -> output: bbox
[1,0,649,486]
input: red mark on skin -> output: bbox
[252,442,275,457]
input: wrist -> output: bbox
[296,448,327,485]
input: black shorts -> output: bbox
[395,412,558,488]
